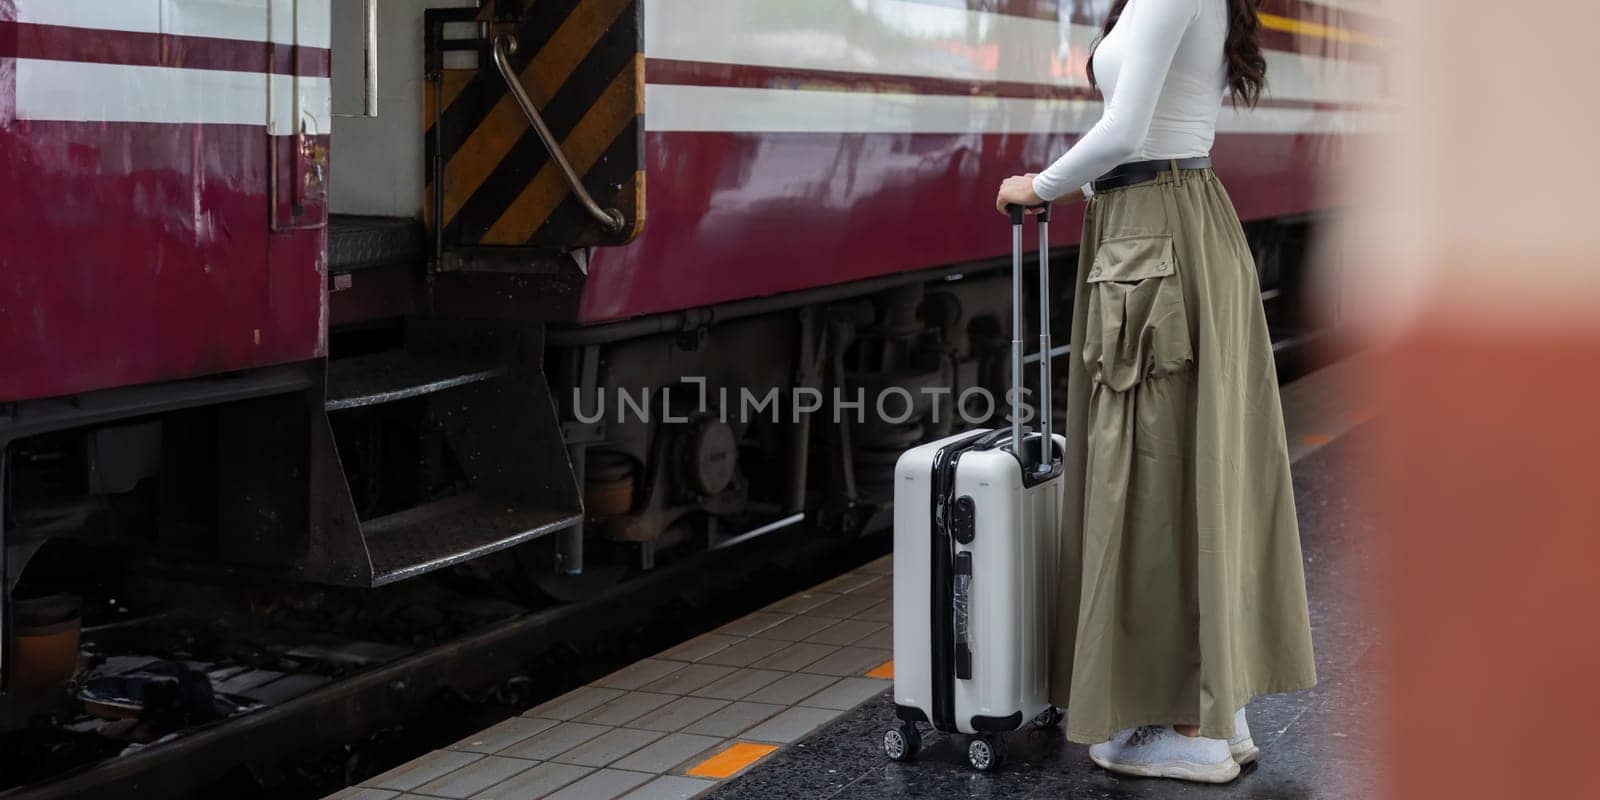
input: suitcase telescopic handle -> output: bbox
[1006,204,1053,473]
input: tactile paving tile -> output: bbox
[685,742,779,780]
[413,755,538,799]
[854,600,893,622]
[810,572,881,594]
[593,659,685,691]
[751,614,836,642]
[541,768,652,800]
[616,775,717,800]
[468,761,590,800]
[806,593,881,619]
[763,592,835,615]
[690,668,787,701]
[748,642,838,672]
[741,673,839,706]
[655,633,742,662]
[609,732,723,774]
[798,677,891,711]
[681,701,785,738]
[553,728,664,768]
[628,696,729,732]
[448,717,558,754]
[850,576,894,598]
[639,663,736,695]
[698,637,789,668]
[497,721,610,761]
[713,611,790,638]
[853,626,894,650]
[526,686,626,721]
[575,692,677,727]
[737,707,839,744]
[326,788,398,800]
[803,619,885,647]
[362,750,483,792]
[802,646,892,677]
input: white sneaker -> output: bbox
[1089,725,1241,784]
[1230,707,1259,765]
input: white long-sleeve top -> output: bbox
[1031,0,1228,202]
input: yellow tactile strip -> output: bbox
[685,742,779,779]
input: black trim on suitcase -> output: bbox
[953,551,973,680]
[970,711,1025,733]
[895,704,930,723]
[973,431,1064,488]
[928,431,985,733]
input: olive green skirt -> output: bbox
[1052,167,1317,744]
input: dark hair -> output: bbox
[1088,0,1268,107]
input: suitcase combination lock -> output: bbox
[953,496,977,545]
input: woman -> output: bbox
[995,0,1317,784]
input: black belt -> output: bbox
[1092,157,1212,192]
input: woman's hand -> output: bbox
[996,174,1045,215]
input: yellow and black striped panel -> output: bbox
[424,0,644,253]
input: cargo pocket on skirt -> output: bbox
[1081,234,1194,391]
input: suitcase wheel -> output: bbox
[967,734,1007,772]
[882,721,922,762]
[1032,707,1065,729]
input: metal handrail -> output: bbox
[491,34,625,234]
[333,0,379,118]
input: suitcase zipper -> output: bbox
[928,431,985,732]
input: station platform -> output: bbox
[330,356,1378,800]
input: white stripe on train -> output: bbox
[643,84,1384,135]
[646,0,1385,105]
[10,0,1373,129]
[14,1,1379,107]
[647,0,1099,89]
[14,59,331,131]
[13,0,332,49]
[13,57,1372,136]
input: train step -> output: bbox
[361,493,581,586]
[285,329,584,587]
[329,215,423,273]
[326,214,577,276]
[325,349,508,411]
[304,364,582,587]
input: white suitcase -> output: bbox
[884,206,1066,772]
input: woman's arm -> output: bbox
[1029,0,1198,201]
[996,174,1081,215]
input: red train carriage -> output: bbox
[0,0,1381,692]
